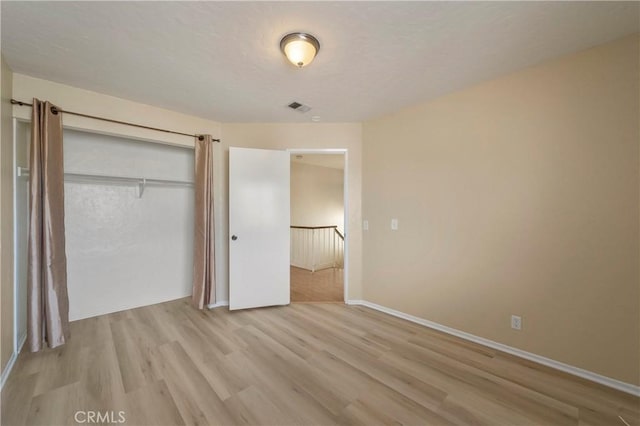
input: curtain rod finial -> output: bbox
[197,135,221,143]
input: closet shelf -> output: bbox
[16,166,193,198]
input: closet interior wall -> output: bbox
[14,124,195,325]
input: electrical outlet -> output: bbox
[511,315,522,330]
[363,220,369,231]
[391,218,398,230]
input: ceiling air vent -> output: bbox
[287,101,311,113]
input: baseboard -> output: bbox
[1,333,26,390]
[18,332,26,354]
[207,300,229,309]
[348,299,640,397]
[0,347,19,390]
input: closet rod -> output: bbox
[18,166,192,199]
[17,166,194,186]
[10,99,221,143]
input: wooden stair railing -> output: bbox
[290,225,344,272]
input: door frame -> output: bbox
[287,148,349,303]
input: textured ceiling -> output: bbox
[292,154,344,170]
[2,2,638,123]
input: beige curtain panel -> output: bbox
[192,135,216,309]
[27,98,70,352]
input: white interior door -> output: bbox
[229,147,290,310]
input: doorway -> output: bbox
[289,151,346,302]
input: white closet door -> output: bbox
[229,147,290,310]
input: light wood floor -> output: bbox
[291,266,344,302]
[2,299,638,426]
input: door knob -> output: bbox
[231,235,238,241]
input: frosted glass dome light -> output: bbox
[280,33,320,68]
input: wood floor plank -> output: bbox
[224,385,294,426]
[337,399,398,426]
[290,266,344,302]
[381,345,580,425]
[355,384,456,426]
[124,379,185,426]
[237,324,353,416]
[110,318,163,393]
[80,340,126,412]
[305,350,377,402]
[488,353,640,417]
[225,348,341,425]
[158,340,237,425]
[25,381,99,426]
[2,298,638,426]
[436,397,492,426]
[246,308,325,360]
[32,340,87,397]
[1,371,38,426]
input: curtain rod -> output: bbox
[10,99,220,142]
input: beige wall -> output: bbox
[221,123,362,301]
[12,74,221,147]
[0,56,14,375]
[362,34,640,385]
[291,161,344,232]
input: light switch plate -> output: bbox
[363,220,369,231]
[391,218,398,230]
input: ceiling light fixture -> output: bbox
[280,32,320,68]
